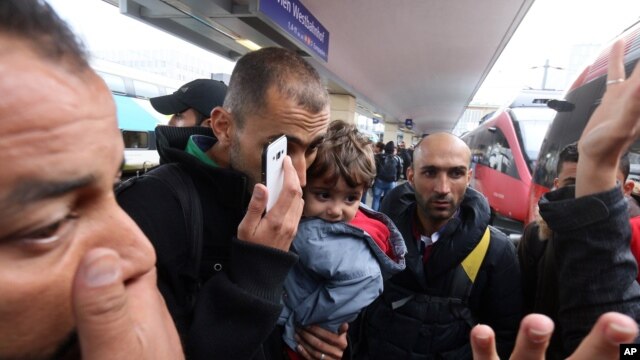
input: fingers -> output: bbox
[337,322,349,335]
[509,314,554,360]
[238,156,304,251]
[470,324,498,360]
[581,40,625,138]
[73,248,139,360]
[472,315,553,360]
[568,312,638,360]
[295,325,347,360]
[631,49,640,80]
[607,39,625,83]
[73,248,184,360]
[237,183,267,241]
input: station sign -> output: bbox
[258,0,329,61]
[405,118,413,130]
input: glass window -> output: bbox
[488,128,519,179]
[132,80,161,98]
[122,130,149,149]
[511,107,556,164]
[96,71,126,95]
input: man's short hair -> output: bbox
[384,141,395,154]
[556,142,631,181]
[223,47,328,128]
[557,142,579,175]
[307,120,376,189]
[0,0,89,71]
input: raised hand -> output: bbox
[470,312,637,360]
[577,39,640,197]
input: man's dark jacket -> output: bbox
[352,187,522,359]
[536,185,640,356]
[517,220,563,359]
[117,126,296,360]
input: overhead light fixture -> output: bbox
[373,112,382,118]
[156,0,262,52]
[236,39,262,51]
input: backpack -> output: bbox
[376,154,399,182]
[116,163,204,312]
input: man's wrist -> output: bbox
[575,158,617,197]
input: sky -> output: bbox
[473,0,640,106]
[47,0,640,107]
[47,0,237,74]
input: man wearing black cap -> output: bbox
[150,78,227,127]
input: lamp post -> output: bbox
[531,59,564,90]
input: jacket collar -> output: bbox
[397,187,491,286]
[155,125,250,211]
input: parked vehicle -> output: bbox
[526,20,640,224]
[462,89,561,234]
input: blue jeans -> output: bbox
[372,178,396,211]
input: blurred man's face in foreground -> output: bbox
[0,37,155,359]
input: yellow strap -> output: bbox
[461,227,491,283]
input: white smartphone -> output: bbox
[261,135,287,212]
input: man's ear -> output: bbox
[210,107,232,144]
[623,179,636,196]
[407,166,415,186]
[553,177,560,189]
[200,118,212,128]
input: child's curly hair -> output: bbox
[307,120,376,189]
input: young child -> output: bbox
[278,120,407,359]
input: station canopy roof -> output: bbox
[109,0,534,134]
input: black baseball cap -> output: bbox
[150,79,227,117]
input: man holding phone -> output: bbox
[117,47,344,360]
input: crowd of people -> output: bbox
[2,1,640,359]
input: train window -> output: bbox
[132,80,162,98]
[511,107,556,163]
[487,127,519,179]
[96,71,126,95]
[470,129,491,167]
[122,130,149,149]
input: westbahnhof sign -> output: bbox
[258,0,329,61]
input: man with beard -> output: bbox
[352,133,522,359]
[117,47,348,360]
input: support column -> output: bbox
[382,122,399,144]
[329,94,356,125]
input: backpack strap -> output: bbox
[461,226,491,282]
[448,226,491,326]
[116,163,204,308]
[149,165,203,282]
